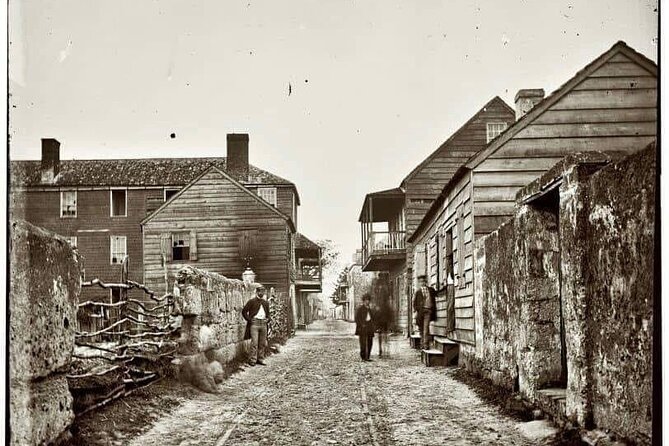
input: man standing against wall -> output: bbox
[413,275,436,350]
[355,294,376,361]
[242,285,271,366]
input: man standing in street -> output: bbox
[242,285,271,366]
[355,294,376,362]
[413,275,436,350]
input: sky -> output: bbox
[8,0,658,263]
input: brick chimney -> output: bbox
[226,133,249,182]
[514,89,545,120]
[41,138,60,183]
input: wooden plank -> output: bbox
[474,201,517,216]
[607,53,633,63]
[589,61,655,77]
[490,135,657,159]
[455,307,474,318]
[472,171,544,187]
[473,185,521,202]
[475,215,513,235]
[455,317,475,330]
[453,328,476,344]
[455,295,473,308]
[476,157,564,172]
[534,107,657,125]
[551,89,656,110]
[515,122,657,139]
[573,76,657,91]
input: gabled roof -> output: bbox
[295,232,320,251]
[465,41,657,169]
[400,96,515,187]
[141,165,295,232]
[408,41,657,244]
[10,157,300,204]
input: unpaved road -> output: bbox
[125,320,550,446]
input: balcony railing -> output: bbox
[296,266,321,282]
[363,231,406,264]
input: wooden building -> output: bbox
[141,165,297,297]
[10,134,310,330]
[294,233,323,328]
[358,97,515,333]
[407,40,657,362]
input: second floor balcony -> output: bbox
[294,233,322,292]
[358,187,406,271]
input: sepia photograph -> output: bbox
[6,1,660,445]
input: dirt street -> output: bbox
[121,319,556,446]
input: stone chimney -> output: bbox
[41,138,60,183]
[514,89,545,120]
[226,133,249,182]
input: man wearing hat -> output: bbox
[242,285,271,366]
[355,293,376,361]
[413,275,436,350]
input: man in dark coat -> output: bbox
[355,293,376,361]
[242,285,271,366]
[413,275,436,349]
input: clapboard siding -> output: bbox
[411,172,476,344]
[143,169,291,295]
[407,46,657,352]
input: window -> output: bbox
[60,191,77,217]
[65,236,77,248]
[110,236,127,264]
[164,188,179,201]
[257,187,277,207]
[487,122,508,143]
[172,232,190,261]
[110,189,127,217]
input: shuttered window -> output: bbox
[110,236,127,264]
[167,231,198,261]
[456,207,466,288]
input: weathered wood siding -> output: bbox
[475,51,657,236]
[246,186,297,227]
[412,172,475,344]
[143,170,291,296]
[404,98,515,237]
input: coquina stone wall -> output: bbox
[471,144,655,444]
[173,266,293,393]
[10,220,83,446]
[584,145,654,443]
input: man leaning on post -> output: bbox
[242,285,271,366]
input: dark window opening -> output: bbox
[172,233,190,260]
[111,189,127,216]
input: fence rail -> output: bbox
[68,257,177,414]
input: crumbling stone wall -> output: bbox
[10,220,82,446]
[471,204,563,400]
[471,145,655,444]
[173,266,293,393]
[584,146,654,443]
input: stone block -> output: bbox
[9,220,81,381]
[180,286,202,316]
[10,375,74,446]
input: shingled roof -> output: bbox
[295,232,320,251]
[10,157,295,188]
